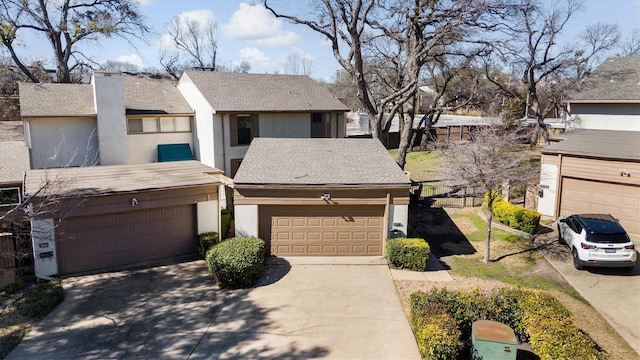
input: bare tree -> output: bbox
[283,52,313,75]
[266,0,508,169]
[489,0,619,145]
[164,14,218,71]
[617,29,640,57]
[0,0,148,83]
[437,126,537,263]
[100,60,139,73]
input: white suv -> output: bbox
[557,214,637,271]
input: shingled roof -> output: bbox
[19,73,192,117]
[19,83,95,117]
[543,129,640,161]
[566,57,640,103]
[0,141,29,185]
[181,71,350,112]
[123,75,193,115]
[234,138,411,187]
[25,160,222,198]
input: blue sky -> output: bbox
[8,0,640,82]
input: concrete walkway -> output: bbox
[8,259,421,359]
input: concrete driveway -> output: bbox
[538,229,640,355]
[8,258,420,359]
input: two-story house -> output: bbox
[538,57,640,239]
[19,73,222,276]
[177,71,350,176]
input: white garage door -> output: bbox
[259,205,385,256]
[560,178,640,240]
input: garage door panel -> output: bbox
[262,205,384,256]
[57,205,196,274]
[561,178,640,240]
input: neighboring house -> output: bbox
[19,72,195,169]
[0,141,29,216]
[233,138,411,256]
[177,71,350,176]
[564,56,640,131]
[25,161,222,277]
[538,57,640,240]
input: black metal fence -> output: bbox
[411,181,485,208]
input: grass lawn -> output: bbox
[388,149,442,181]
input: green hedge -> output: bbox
[221,208,233,240]
[198,232,220,258]
[386,237,430,271]
[486,195,541,234]
[205,236,265,289]
[410,288,606,360]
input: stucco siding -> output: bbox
[259,113,312,138]
[93,74,128,164]
[177,74,217,168]
[567,103,640,131]
[27,117,99,169]
[127,132,194,164]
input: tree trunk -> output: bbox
[484,202,493,263]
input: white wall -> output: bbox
[26,117,99,169]
[93,73,128,165]
[389,204,409,238]
[197,199,220,235]
[537,163,559,216]
[177,74,220,170]
[567,103,640,131]
[127,132,194,164]
[234,204,258,237]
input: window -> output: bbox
[127,117,191,134]
[230,114,258,146]
[0,188,20,207]
[311,113,330,138]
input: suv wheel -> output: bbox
[557,225,565,244]
[572,248,584,270]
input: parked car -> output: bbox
[557,214,637,271]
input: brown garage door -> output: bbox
[56,205,196,274]
[560,178,640,239]
[259,205,385,256]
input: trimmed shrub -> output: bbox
[386,237,430,271]
[221,209,233,240]
[410,292,463,359]
[198,232,219,258]
[409,288,607,360]
[486,194,541,234]
[205,236,265,289]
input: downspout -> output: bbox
[383,190,391,256]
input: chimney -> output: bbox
[92,72,128,165]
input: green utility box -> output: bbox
[471,320,517,360]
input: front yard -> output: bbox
[398,205,639,360]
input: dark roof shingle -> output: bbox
[567,57,640,102]
[182,71,350,112]
[543,129,640,160]
[234,138,411,186]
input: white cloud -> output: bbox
[238,47,271,64]
[115,54,145,68]
[223,3,300,47]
